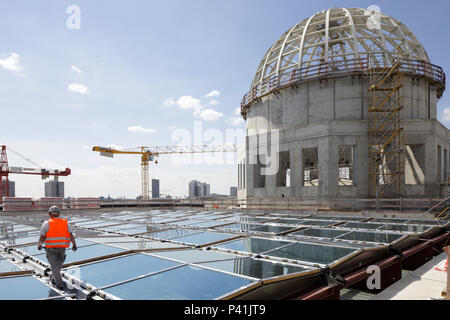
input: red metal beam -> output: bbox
[292,285,340,300]
[420,232,450,256]
[401,241,434,270]
[343,255,402,293]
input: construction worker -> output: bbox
[37,206,77,289]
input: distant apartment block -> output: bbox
[152,179,160,198]
[44,181,64,198]
[189,180,210,198]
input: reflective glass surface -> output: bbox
[335,231,404,243]
[18,239,96,256]
[165,219,201,226]
[1,235,39,246]
[104,265,254,300]
[105,241,186,250]
[0,275,59,300]
[378,224,432,233]
[172,232,236,245]
[0,230,39,241]
[200,257,311,279]
[251,225,294,234]
[100,224,143,231]
[215,237,292,254]
[266,242,358,265]
[0,225,37,233]
[0,259,21,273]
[144,229,201,240]
[402,220,439,226]
[151,218,183,223]
[34,244,123,264]
[217,223,261,231]
[195,214,229,220]
[371,218,408,223]
[340,222,384,229]
[299,220,337,226]
[74,220,106,227]
[76,221,121,228]
[191,221,231,228]
[271,219,305,225]
[217,216,241,223]
[292,228,348,238]
[116,226,156,235]
[64,253,180,288]
[148,249,237,263]
[68,218,91,223]
[237,216,276,223]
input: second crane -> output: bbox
[92,145,237,200]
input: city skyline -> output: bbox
[1,0,449,198]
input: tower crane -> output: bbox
[92,145,238,200]
[0,145,71,204]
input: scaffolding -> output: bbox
[367,49,405,210]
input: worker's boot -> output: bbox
[50,275,56,286]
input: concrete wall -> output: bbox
[239,75,448,201]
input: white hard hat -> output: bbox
[49,206,60,214]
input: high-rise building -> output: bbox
[152,179,160,198]
[189,180,200,197]
[230,187,237,197]
[1,181,15,198]
[189,180,210,198]
[9,181,15,197]
[44,181,64,198]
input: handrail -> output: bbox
[404,196,450,224]
[241,54,446,118]
[436,207,450,223]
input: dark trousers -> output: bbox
[45,247,66,287]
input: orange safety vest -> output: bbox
[45,218,71,248]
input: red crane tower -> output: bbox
[0,145,71,204]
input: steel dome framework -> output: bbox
[251,7,429,90]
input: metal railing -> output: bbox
[241,54,446,117]
[203,197,449,214]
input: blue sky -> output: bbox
[1,0,449,198]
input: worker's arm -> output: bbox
[38,235,45,251]
[70,233,77,251]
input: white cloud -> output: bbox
[36,159,65,170]
[68,83,89,94]
[204,90,220,98]
[70,65,82,73]
[165,92,224,119]
[177,95,202,111]
[227,117,245,126]
[105,144,124,150]
[234,107,241,116]
[442,108,450,122]
[163,97,175,107]
[0,53,23,72]
[128,125,157,134]
[169,126,176,130]
[199,109,223,121]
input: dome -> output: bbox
[251,7,430,90]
